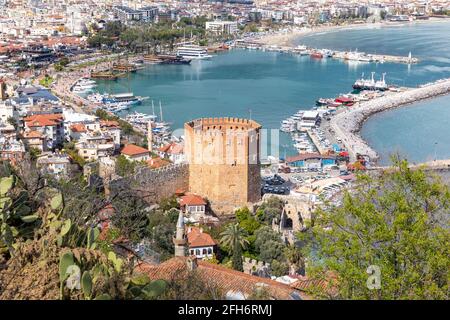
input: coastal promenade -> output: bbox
[330,78,450,163]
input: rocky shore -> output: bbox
[330,78,450,162]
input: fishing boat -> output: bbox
[353,72,388,91]
[316,98,333,106]
[310,51,323,59]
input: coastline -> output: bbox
[329,79,450,163]
[256,17,450,47]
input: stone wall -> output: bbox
[243,257,271,278]
[109,163,189,203]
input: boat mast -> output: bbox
[152,100,155,116]
[159,100,163,122]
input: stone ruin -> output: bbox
[243,257,271,278]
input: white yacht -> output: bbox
[176,45,212,60]
[125,112,157,124]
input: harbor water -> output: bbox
[95,20,450,163]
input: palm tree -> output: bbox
[220,223,249,252]
[220,223,249,271]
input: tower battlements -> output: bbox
[185,117,261,132]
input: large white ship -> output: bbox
[176,45,212,60]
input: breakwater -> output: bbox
[234,40,418,64]
[330,78,450,162]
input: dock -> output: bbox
[234,40,419,64]
[305,129,328,155]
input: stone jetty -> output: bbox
[330,78,450,163]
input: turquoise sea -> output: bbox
[95,20,450,164]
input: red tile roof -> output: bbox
[23,130,43,139]
[187,227,216,248]
[146,157,170,169]
[100,120,120,128]
[290,274,338,298]
[135,257,309,300]
[180,194,206,206]
[121,144,149,156]
[70,123,86,133]
[24,114,63,127]
[158,142,184,155]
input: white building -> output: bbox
[0,101,18,124]
[186,226,217,260]
[205,21,238,35]
[37,153,71,178]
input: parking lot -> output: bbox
[261,174,293,195]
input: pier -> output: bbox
[234,40,419,64]
[305,129,328,155]
[329,78,450,163]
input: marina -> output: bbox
[234,40,419,64]
[79,21,450,165]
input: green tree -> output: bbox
[159,196,179,212]
[284,246,305,274]
[302,157,450,299]
[6,117,17,129]
[116,155,136,177]
[220,223,249,271]
[254,226,285,263]
[235,207,261,235]
[54,63,64,72]
[256,196,284,224]
[271,259,289,277]
[29,147,41,161]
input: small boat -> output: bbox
[316,98,332,106]
[310,52,323,59]
[125,112,157,124]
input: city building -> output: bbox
[179,194,207,215]
[205,20,238,35]
[121,144,150,162]
[157,142,185,164]
[285,153,336,169]
[23,113,64,150]
[36,153,71,178]
[186,226,217,259]
[113,5,158,24]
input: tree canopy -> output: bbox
[302,158,450,299]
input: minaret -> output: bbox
[0,79,6,101]
[173,210,187,257]
[147,120,153,153]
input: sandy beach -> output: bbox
[255,17,450,47]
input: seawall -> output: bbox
[330,78,450,163]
